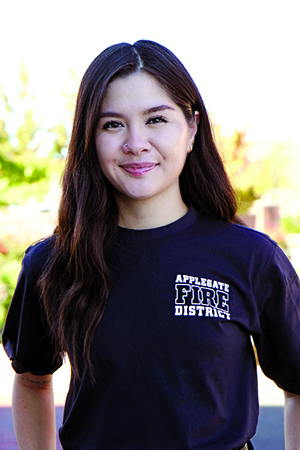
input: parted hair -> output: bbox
[39,40,241,380]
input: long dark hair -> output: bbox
[39,40,241,380]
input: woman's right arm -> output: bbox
[12,372,56,450]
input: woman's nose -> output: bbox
[122,127,151,154]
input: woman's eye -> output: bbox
[147,116,167,125]
[103,121,123,130]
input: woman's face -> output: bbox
[95,72,198,209]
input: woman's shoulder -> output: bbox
[23,235,56,283]
[194,215,298,284]
[195,212,277,249]
[230,221,277,246]
[192,213,286,271]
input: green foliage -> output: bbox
[0,62,69,335]
[281,217,300,234]
[215,127,261,214]
[0,63,65,207]
[214,126,291,216]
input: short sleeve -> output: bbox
[253,245,300,394]
[2,240,62,375]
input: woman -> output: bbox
[3,40,300,450]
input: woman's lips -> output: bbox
[121,163,157,177]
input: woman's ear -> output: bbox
[193,111,200,128]
[188,111,200,152]
[191,111,200,136]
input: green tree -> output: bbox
[214,126,260,214]
[214,125,291,217]
[0,64,65,207]
[0,63,68,335]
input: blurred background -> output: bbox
[0,2,299,445]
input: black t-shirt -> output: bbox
[3,209,300,449]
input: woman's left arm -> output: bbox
[284,391,300,449]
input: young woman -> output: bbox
[3,40,300,450]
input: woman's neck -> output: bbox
[116,196,189,230]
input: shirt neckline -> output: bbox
[117,207,199,243]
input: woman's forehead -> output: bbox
[101,72,175,111]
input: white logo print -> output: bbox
[174,274,231,320]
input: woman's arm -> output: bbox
[284,390,300,450]
[12,372,56,450]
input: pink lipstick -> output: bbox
[121,163,157,177]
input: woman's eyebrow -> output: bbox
[99,111,122,119]
[99,105,176,119]
[144,105,176,115]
